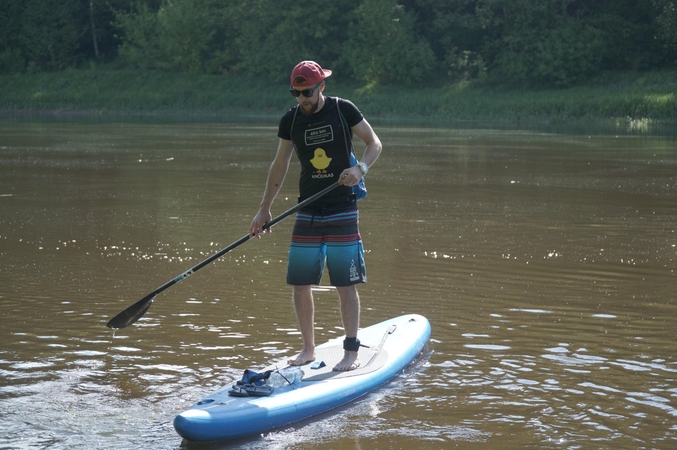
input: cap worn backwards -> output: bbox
[290,61,332,87]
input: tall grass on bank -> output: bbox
[1,68,675,123]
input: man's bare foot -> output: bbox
[287,348,315,366]
[333,351,360,371]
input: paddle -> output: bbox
[106,181,341,329]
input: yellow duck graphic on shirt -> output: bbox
[310,148,331,173]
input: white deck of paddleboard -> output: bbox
[174,314,431,442]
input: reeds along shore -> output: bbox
[1,68,675,123]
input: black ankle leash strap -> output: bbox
[343,324,398,352]
[343,337,368,352]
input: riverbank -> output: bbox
[1,68,675,123]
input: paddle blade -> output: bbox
[106,294,156,329]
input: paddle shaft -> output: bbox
[145,181,340,298]
[106,181,341,328]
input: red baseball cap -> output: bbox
[290,61,332,87]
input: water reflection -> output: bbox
[0,119,676,449]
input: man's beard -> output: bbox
[300,99,319,116]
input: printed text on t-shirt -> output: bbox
[304,125,334,146]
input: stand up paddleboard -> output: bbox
[174,314,431,442]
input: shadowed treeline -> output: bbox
[2,0,676,89]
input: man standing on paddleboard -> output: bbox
[249,61,382,372]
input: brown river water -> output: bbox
[1,117,676,449]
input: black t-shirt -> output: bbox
[278,97,364,203]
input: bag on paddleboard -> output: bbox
[228,367,304,397]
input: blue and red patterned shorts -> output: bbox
[287,206,366,287]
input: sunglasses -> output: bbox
[289,81,322,98]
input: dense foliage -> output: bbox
[1,0,676,88]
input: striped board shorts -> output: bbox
[287,206,366,287]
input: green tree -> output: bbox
[653,0,677,54]
[231,0,352,82]
[115,0,235,73]
[413,0,665,87]
[0,0,85,72]
[411,0,492,82]
[1,0,675,85]
[491,1,606,87]
[0,1,24,72]
[344,0,436,85]
[585,0,665,71]
[85,0,147,62]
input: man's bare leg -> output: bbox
[288,285,316,366]
[334,285,360,371]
